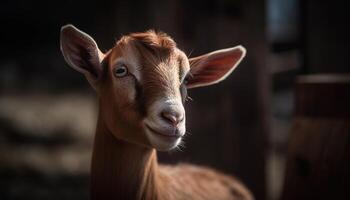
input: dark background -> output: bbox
[0,0,349,199]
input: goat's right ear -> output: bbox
[187,46,246,89]
[60,24,104,89]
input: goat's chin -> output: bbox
[145,129,182,151]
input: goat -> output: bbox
[60,24,253,200]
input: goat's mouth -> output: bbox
[145,124,183,151]
[145,124,182,139]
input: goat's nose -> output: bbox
[161,109,183,126]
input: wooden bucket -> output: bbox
[281,74,350,200]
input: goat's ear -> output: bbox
[60,24,104,89]
[187,46,246,89]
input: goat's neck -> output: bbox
[90,112,161,200]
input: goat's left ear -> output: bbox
[187,46,246,89]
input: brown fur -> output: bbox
[91,114,253,200]
[62,29,253,200]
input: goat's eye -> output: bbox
[114,65,128,77]
[182,73,191,85]
[183,77,189,85]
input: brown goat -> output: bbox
[60,24,253,200]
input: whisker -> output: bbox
[187,96,193,101]
[176,141,186,152]
[189,57,202,67]
[175,145,184,152]
[187,49,194,58]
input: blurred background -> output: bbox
[1,0,350,200]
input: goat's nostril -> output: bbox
[161,111,182,125]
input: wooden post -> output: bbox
[281,74,350,200]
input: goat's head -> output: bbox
[60,25,246,151]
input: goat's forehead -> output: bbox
[109,43,190,79]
